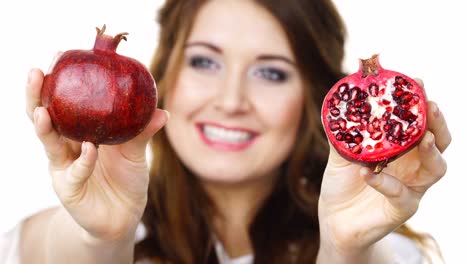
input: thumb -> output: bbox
[56,142,97,200]
[327,141,352,168]
[119,108,169,162]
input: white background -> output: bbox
[0,1,466,263]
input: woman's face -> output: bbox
[164,0,304,185]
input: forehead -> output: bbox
[188,0,294,56]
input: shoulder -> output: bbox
[384,232,423,264]
[0,222,23,264]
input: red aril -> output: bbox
[41,25,157,145]
[321,55,426,173]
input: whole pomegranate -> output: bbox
[321,55,426,173]
[41,25,157,145]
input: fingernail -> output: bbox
[427,133,435,149]
[433,103,440,118]
[27,69,33,84]
[33,107,39,123]
[81,142,88,157]
[164,110,171,120]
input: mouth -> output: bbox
[196,122,258,151]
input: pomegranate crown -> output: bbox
[359,54,382,78]
[93,24,129,52]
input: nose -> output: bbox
[213,69,251,114]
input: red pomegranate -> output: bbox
[321,55,426,173]
[41,25,157,145]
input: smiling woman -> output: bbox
[0,0,459,263]
[163,0,304,186]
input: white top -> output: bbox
[1,221,422,264]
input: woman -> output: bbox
[9,0,450,263]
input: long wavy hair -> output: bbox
[134,0,440,263]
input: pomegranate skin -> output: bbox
[41,26,157,145]
[321,55,427,172]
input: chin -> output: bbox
[193,167,265,186]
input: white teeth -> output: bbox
[202,125,252,143]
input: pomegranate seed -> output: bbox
[341,92,350,101]
[383,123,392,132]
[401,103,411,110]
[329,120,340,131]
[336,132,345,141]
[378,88,386,96]
[405,126,415,134]
[392,122,402,134]
[367,123,375,133]
[347,102,357,113]
[360,102,372,113]
[330,107,340,117]
[395,76,408,85]
[372,119,380,129]
[410,127,420,136]
[350,87,360,100]
[382,111,391,121]
[368,83,379,97]
[410,95,420,105]
[332,93,341,104]
[382,99,391,105]
[359,92,369,100]
[371,131,383,140]
[347,114,361,122]
[393,88,404,97]
[338,83,349,93]
[344,133,354,143]
[351,144,362,154]
[355,134,364,144]
[401,92,414,104]
[338,118,347,130]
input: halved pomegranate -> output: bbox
[321,55,426,173]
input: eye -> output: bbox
[189,55,219,70]
[254,67,289,82]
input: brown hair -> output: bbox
[135,0,439,263]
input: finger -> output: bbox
[412,77,427,97]
[26,52,64,122]
[327,141,352,168]
[58,142,98,201]
[26,69,45,122]
[426,101,451,153]
[34,106,70,169]
[412,131,447,188]
[119,109,169,162]
[47,51,64,74]
[361,167,419,211]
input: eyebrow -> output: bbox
[256,55,296,66]
[184,41,296,66]
[184,41,222,53]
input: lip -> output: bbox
[195,122,259,152]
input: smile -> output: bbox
[196,122,258,151]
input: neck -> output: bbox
[202,175,277,258]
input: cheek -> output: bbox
[164,71,214,114]
[256,91,304,133]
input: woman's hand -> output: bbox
[25,66,168,243]
[318,79,451,259]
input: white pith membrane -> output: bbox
[326,76,422,155]
[202,125,253,144]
